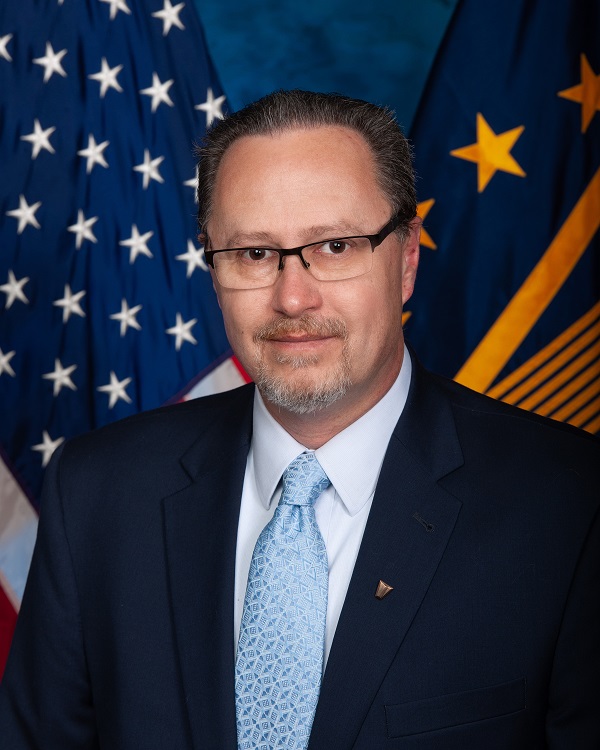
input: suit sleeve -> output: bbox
[546,505,600,749]
[0,443,99,749]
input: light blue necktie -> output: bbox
[235,452,330,750]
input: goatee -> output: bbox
[253,315,351,415]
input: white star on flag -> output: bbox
[195,87,226,127]
[183,166,198,190]
[176,239,208,278]
[32,431,65,468]
[20,119,56,159]
[33,41,67,82]
[53,284,86,322]
[140,72,175,112]
[68,210,99,249]
[110,299,142,336]
[77,134,109,173]
[42,358,78,397]
[152,0,185,36]
[133,149,165,189]
[0,348,16,377]
[0,270,29,309]
[119,225,154,263]
[166,312,198,350]
[6,194,42,233]
[88,57,123,97]
[1,33,13,62]
[100,0,131,20]
[97,371,133,409]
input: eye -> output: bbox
[240,248,276,262]
[319,240,352,255]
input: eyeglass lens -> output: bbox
[213,236,375,289]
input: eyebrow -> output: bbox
[222,222,366,248]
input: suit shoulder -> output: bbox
[437,371,598,446]
[422,370,600,494]
[59,383,255,468]
[402,364,600,540]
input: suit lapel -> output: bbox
[163,386,253,750]
[310,360,464,749]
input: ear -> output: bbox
[401,217,421,305]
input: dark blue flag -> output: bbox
[0,0,230,673]
[407,0,599,434]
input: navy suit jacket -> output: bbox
[1,357,599,748]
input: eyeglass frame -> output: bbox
[203,213,404,287]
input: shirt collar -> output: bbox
[251,346,412,516]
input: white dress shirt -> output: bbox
[234,347,412,667]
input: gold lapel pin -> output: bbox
[375,580,394,600]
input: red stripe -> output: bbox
[0,583,17,681]
[232,355,252,383]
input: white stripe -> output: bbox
[0,456,39,610]
[183,357,246,400]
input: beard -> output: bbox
[252,315,351,415]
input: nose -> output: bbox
[270,254,323,318]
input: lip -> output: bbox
[265,335,338,352]
[269,335,334,343]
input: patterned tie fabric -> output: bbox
[236,452,330,750]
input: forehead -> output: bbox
[222,124,376,170]
[209,126,390,237]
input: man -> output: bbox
[0,90,598,749]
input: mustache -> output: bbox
[253,315,348,342]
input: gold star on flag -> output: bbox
[558,54,600,133]
[450,113,526,192]
[416,199,436,250]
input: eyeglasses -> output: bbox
[204,214,403,290]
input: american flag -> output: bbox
[0,0,242,676]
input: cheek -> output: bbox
[224,310,251,349]
[218,290,266,349]
[333,280,382,346]
[217,292,244,342]
[344,273,403,349]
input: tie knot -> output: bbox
[280,452,330,508]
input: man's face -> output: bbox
[207,125,419,421]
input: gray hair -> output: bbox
[196,89,417,237]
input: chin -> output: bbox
[255,360,352,415]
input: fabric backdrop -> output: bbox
[197,0,457,130]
